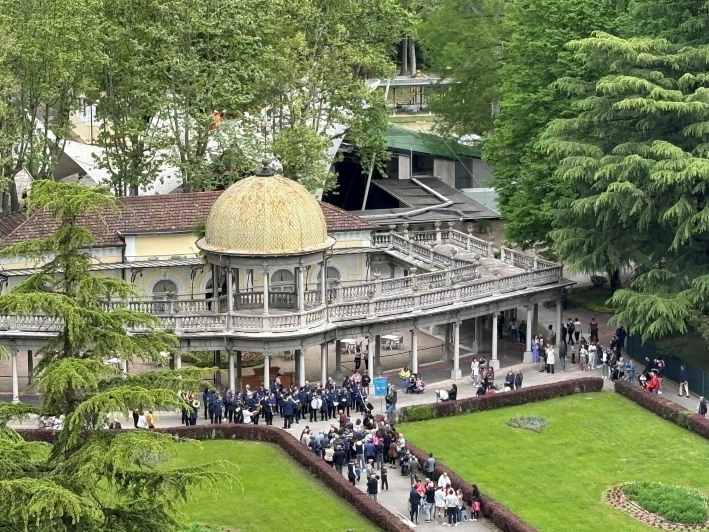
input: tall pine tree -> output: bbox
[0,181,216,531]
[541,32,709,344]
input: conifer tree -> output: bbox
[541,32,709,344]
[0,181,216,531]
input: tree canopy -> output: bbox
[0,182,216,531]
[541,31,709,343]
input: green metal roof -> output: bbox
[386,125,482,160]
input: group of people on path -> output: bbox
[409,466,482,526]
[296,406,483,528]
[179,370,375,428]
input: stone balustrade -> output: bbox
[0,231,562,336]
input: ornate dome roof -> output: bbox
[197,174,333,256]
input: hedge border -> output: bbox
[407,442,538,532]
[398,377,604,422]
[17,425,410,532]
[614,381,709,440]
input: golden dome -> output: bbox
[198,174,333,255]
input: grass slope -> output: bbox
[401,392,709,532]
[170,440,378,532]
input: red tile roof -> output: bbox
[0,212,27,238]
[1,190,371,247]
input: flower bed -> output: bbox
[614,380,709,440]
[606,482,709,530]
[398,377,604,422]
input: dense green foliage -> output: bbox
[419,0,502,136]
[485,0,625,249]
[542,32,709,343]
[402,393,709,532]
[170,440,379,532]
[0,0,408,199]
[623,481,708,525]
[0,182,215,532]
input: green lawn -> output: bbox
[401,392,709,532]
[170,440,378,532]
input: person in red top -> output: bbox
[646,371,660,393]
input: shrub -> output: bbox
[622,481,708,525]
[401,403,435,421]
[614,381,709,440]
[398,377,603,422]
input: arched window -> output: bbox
[152,280,178,300]
[271,269,294,292]
[317,266,341,286]
[371,262,394,279]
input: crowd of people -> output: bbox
[177,370,377,429]
[296,406,482,527]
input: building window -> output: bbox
[318,266,341,286]
[272,269,294,292]
[153,280,178,300]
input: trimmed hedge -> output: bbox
[17,425,409,532]
[407,442,538,532]
[398,377,604,422]
[615,380,709,440]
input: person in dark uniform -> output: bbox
[282,394,294,429]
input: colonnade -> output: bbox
[3,297,563,402]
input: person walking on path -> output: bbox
[367,474,379,501]
[699,396,707,418]
[559,340,567,371]
[380,464,388,491]
[409,484,421,524]
[679,365,690,397]
[424,452,436,479]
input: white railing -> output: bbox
[0,266,562,334]
[0,230,561,336]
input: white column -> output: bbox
[298,349,306,387]
[263,269,270,314]
[121,359,128,377]
[472,317,480,354]
[226,267,233,312]
[555,296,563,348]
[491,313,500,370]
[451,321,461,379]
[320,260,327,304]
[335,341,343,381]
[263,353,270,389]
[297,266,305,311]
[367,336,374,382]
[11,348,19,403]
[410,328,418,374]
[320,342,328,385]
[174,352,182,370]
[228,351,236,393]
[524,305,534,363]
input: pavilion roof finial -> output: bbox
[254,159,275,177]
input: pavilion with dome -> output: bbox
[0,170,571,401]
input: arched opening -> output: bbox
[271,269,294,292]
[317,266,341,287]
[152,280,177,313]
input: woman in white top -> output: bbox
[545,346,556,374]
[434,487,446,524]
[445,488,459,525]
[437,471,450,489]
[471,357,480,385]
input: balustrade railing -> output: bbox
[0,229,562,335]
